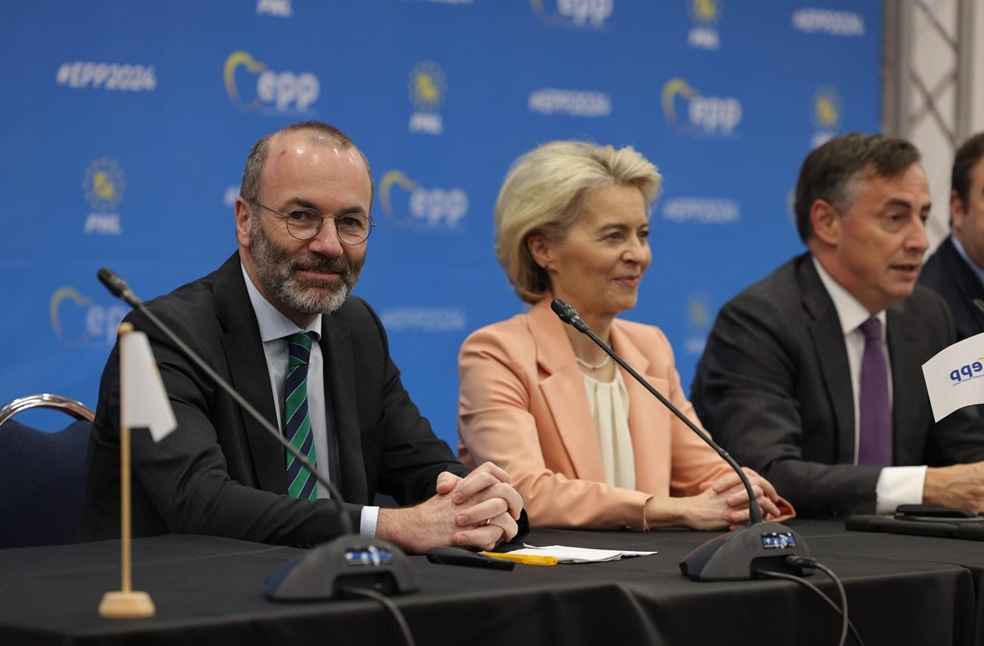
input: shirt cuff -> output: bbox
[360,505,380,537]
[875,466,927,514]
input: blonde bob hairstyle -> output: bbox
[494,141,662,304]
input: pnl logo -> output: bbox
[83,157,125,235]
[688,0,721,50]
[949,357,984,384]
[224,51,319,114]
[408,61,446,135]
[50,287,127,347]
[379,170,468,229]
[811,87,841,148]
[684,293,713,355]
[661,78,742,136]
[531,0,613,29]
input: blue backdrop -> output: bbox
[1,0,881,445]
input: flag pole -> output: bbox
[99,322,156,619]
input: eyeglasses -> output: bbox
[251,200,374,245]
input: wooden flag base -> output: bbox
[98,590,156,619]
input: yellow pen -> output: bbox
[479,551,559,567]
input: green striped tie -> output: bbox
[283,331,318,500]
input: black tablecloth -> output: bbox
[0,520,980,646]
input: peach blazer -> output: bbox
[458,299,791,529]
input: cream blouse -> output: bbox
[582,370,635,490]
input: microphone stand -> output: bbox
[97,268,417,600]
[551,298,808,581]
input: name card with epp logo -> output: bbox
[922,332,984,422]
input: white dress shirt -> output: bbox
[242,265,378,535]
[813,258,926,513]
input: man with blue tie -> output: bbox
[83,121,524,550]
[692,133,984,518]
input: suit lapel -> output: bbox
[799,258,856,464]
[213,253,286,493]
[528,301,605,482]
[887,303,921,465]
[942,237,984,330]
[321,315,369,504]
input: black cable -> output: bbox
[807,560,853,646]
[756,566,864,646]
[341,586,416,646]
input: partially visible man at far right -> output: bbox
[920,132,984,341]
[692,133,984,518]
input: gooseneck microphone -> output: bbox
[98,268,417,601]
[551,298,761,524]
[551,298,808,581]
[97,268,347,529]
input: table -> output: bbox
[0,520,979,646]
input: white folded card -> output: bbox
[510,544,657,563]
[922,331,984,422]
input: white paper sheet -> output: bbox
[507,544,658,563]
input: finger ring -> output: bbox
[484,519,491,526]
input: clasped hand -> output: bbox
[691,468,784,530]
[434,461,523,549]
[377,461,523,553]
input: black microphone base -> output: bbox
[679,522,809,581]
[265,536,418,601]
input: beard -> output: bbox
[250,219,362,316]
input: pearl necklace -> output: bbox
[575,354,611,371]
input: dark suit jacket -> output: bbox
[691,253,984,518]
[83,252,469,547]
[919,235,984,342]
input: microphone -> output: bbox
[97,268,139,306]
[98,267,417,600]
[551,298,809,581]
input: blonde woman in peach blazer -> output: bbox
[458,141,793,530]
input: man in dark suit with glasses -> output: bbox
[84,121,524,550]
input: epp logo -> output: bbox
[531,0,613,29]
[50,287,127,347]
[949,357,984,384]
[379,170,468,228]
[83,157,125,212]
[661,78,742,135]
[224,51,319,113]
